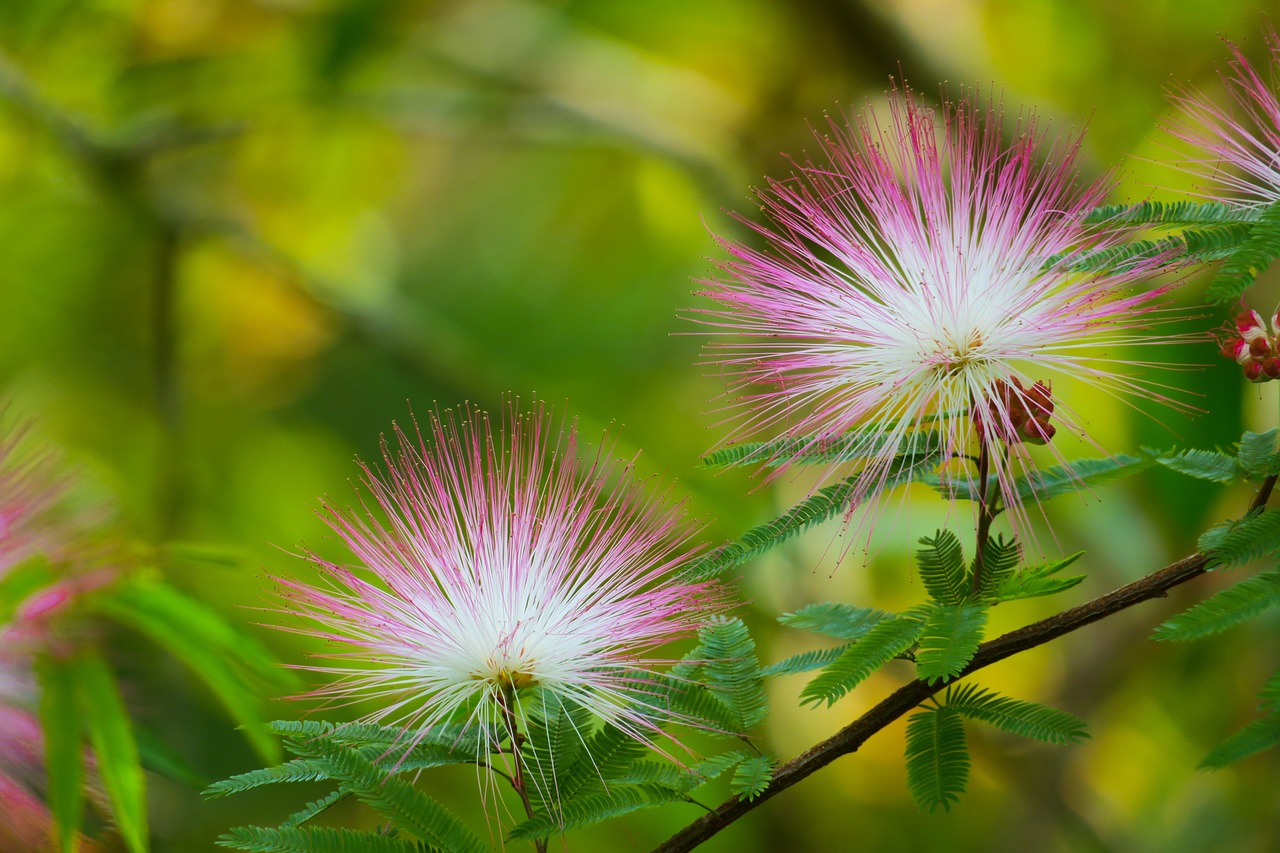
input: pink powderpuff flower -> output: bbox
[696,85,1187,540]
[1165,28,1280,208]
[274,403,728,770]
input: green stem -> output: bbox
[970,437,996,595]
[498,688,547,853]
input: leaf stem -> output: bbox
[650,475,1278,853]
[970,437,996,595]
[498,688,547,853]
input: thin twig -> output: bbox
[651,475,1277,853]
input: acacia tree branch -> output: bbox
[652,475,1277,853]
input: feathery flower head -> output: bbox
[698,84,1183,539]
[1165,27,1280,207]
[276,402,727,763]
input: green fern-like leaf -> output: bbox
[1260,668,1280,711]
[1208,201,1280,303]
[904,706,969,813]
[800,614,924,706]
[696,618,768,731]
[684,452,939,580]
[204,759,339,798]
[1238,429,1280,479]
[760,645,850,677]
[530,719,649,809]
[1016,456,1151,503]
[1151,571,1280,641]
[1051,225,1249,272]
[777,603,891,640]
[916,530,969,605]
[1199,713,1280,770]
[1083,200,1259,227]
[648,673,739,735]
[914,604,988,685]
[944,684,1088,745]
[279,790,348,830]
[217,825,432,853]
[975,536,1021,598]
[285,738,485,853]
[992,553,1085,602]
[521,696,595,807]
[681,476,856,580]
[701,424,944,469]
[730,754,776,801]
[610,761,702,793]
[507,784,687,841]
[1182,223,1257,260]
[1200,509,1280,568]
[1153,448,1241,483]
[928,456,1149,505]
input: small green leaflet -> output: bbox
[916,530,969,606]
[904,706,969,813]
[800,614,924,706]
[1199,714,1280,770]
[925,455,1149,505]
[914,604,988,685]
[1152,571,1280,642]
[1238,429,1280,479]
[701,424,945,469]
[730,754,777,801]
[944,684,1088,745]
[778,602,891,640]
[1207,200,1280,304]
[991,553,1086,602]
[1199,509,1280,569]
[1082,200,1260,227]
[1151,448,1240,483]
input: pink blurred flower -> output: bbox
[1166,28,1280,207]
[0,418,105,852]
[0,423,70,580]
[275,403,726,763]
[697,85,1185,537]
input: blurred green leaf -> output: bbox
[36,653,84,853]
[99,578,289,763]
[72,650,147,853]
[0,553,56,623]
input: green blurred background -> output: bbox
[2,0,1278,850]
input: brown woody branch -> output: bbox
[652,476,1277,853]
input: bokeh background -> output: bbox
[2,0,1279,850]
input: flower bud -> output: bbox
[977,377,1057,446]
[1220,303,1280,382]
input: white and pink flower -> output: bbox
[697,85,1185,537]
[276,403,726,762]
[1166,28,1280,207]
